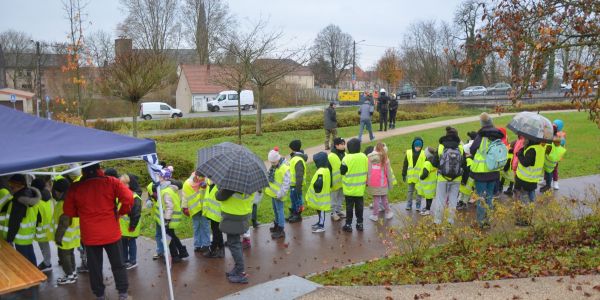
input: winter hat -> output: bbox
[414,139,423,148]
[480,112,493,127]
[268,147,281,163]
[553,119,564,131]
[333,137,345,146]
[159,166,174,180]
[9,174,27,186]
[104,168,119,178]
[289,140,302,152]
[445,126,458,137]
[52,178,70,193]
[424,147,436,159]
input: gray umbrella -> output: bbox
[196,142,268,195]
[507,111,554,142]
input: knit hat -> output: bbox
[480,112,493,127]
[333,137,345,146]
[268,147,281,163]
[289,140,302,152]
[52,178,70,193]
[414,139,423,148]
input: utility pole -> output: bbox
[35,41,44,118]
[352,40,356,91]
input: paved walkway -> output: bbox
[28,174,599,300]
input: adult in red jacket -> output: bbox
[62,163,133,300]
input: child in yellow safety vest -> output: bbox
[119,174,143,270]
[32,177,54,272]
[540,137,566,193]
[52,178,80,285]
[307,152,332,233]
[457,131,477,210]
[418,147,438,216]
[5,174,41,266]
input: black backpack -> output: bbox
[439,147,463,180]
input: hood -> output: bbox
[313,152,329,168]
[368,151,382,164]
[17,187,41,207]
[439,134,461,149]
[479,127,505,141]
[291,151,308,162]
[347,138,361,154]
[412,137,424,152]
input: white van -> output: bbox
[207,90,254,112]
[139,102,183,120]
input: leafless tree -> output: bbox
[181,0,234,64]
[454,0,485,84]
[63,0,89,121]
[0,30,34,89]
[312,24,353,88]
[119,0,181,53]
[100,50,176,137]
[87,30,114,67]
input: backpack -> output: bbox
[439,147,463,180]
[485,139,508,171]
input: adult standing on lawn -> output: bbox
[288,140,308,223]
[357,98,375,143]
[60,163,133,300]
[469,113,505,228]
[324,102,338,150]
[388,94,398,129]
[377,88,390,132]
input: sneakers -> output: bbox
[405,206,412,211]
[311,222,321,230]
[331,214,341,221]
[203,246,225,258]
[152,253,164,261]
[356,223,364,231]
[76,265,89,273]
[369,214,378,222]
[57,274,77,285]
[312,226,325,233]
[37,262,52,272]
[419,210,430,216]
[227,273,249,284]
[242,238,251,249]
[269,224,279,233]
[125,262,137,270]
[456,201,466,210]
[342,224,353,232]
[118,293,131,300]
[416,207,421,212]
[271,227,285,239]
[553,181,560,190]
[194,246,210,253]
[385,211,394,220]
[287,214,302,223]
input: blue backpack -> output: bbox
[485,139,508,171]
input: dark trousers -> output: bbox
[425,199,433,210]
[345,195,364,225]
[58,248,76,275]
[226,234,244,275]
[15,244,36,266]
[86,241,128,297]
[210,219,224,248]
[388,109,397,127]
[251,204,258,223]
[165,227,184,257]
[379,110,388,131]
[121,237,137,264]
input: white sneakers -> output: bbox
[553,181,560,190]
[369,215,378,222]
[370,212,394,221]
[420,210,430,216]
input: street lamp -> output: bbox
[352,39,366,91]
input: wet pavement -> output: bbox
[20,174,600,300]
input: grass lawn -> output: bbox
[141,111,599,239]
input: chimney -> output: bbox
[114,38,133,58]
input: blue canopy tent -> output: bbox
[0,105,175,299]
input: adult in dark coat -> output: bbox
[377,89,390,131]
[324,102,338,150]
[388,95,399,129]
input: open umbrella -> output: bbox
[196,142,268,194]
[507,111,554,142]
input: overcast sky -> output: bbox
[1,0,463,69]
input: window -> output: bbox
[26,70,32,77]
[228,94,239,100]
[160,104,170,110]
[217,94,226,101]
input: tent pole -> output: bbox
[156,185,175,300]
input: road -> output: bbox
[93,104,327,122]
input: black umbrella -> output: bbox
[196,142,269,195]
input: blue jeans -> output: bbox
[405,183,422,209]
[290,187,303,214]
[192,213,211,248]
[15,244,36,265]
[155,223,164,255]
[121,237,137,264]
[272,198,285,228]
[520,189,536,204]
[358,119,374,141]
[475,180,496,225]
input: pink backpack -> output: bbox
[368,161,388,188]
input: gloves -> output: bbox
[183,208,190,217]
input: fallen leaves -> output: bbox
[484,282,491,289]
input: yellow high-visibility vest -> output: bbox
[341,153,368,197]
[306,168,332,211]
[406,149,426,184]
[516,145,545,183]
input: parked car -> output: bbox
[486,82,512,95]
[396,84,418,99]
[428,86,457,98]
[139,102,182,120]
[460,86,487,96]
[207,90,255,112]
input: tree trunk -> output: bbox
[237,89,242,145]
[546,50,556,90]
[256,86,264,136]
[131,101,138,137]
